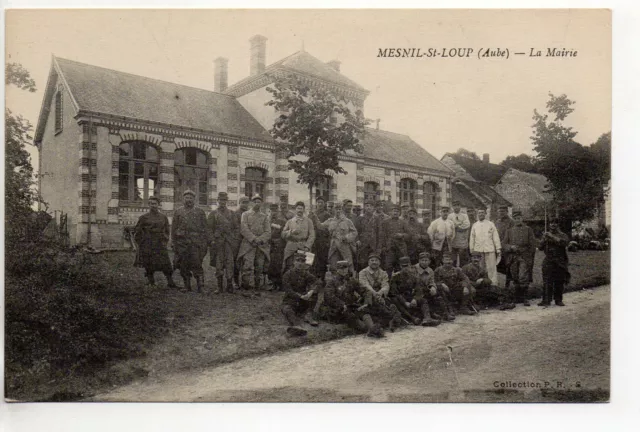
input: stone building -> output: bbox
[34,36,453,248]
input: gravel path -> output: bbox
[94,286,610,402]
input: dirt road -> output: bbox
[95,286,610,402]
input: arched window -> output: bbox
[245,167,267,199]
[174,148,209,207]
[399,178,417,207]
[424,181,438,219]
[315,176,332,202]
[119,141,159,205]
[364,181,379,202]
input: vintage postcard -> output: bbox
[4,9,611,405]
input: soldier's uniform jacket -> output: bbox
[390,267,421,303]
[405,218,431,255]
[207,207,238,247]
[413,263,437,292]
[495,216,515,243]
[503,223,537,266]
[355,213,381,253]
[282,215,316,264]
[379,217,409,251]
[461,262,489,283]
[358,266,390,303]
[237,209,272,262]
[322,273,366,310]
[539,230,570,267]
[171,206,210,246]
[434,265,471,290]
[427,217,455,251]
[317,215,358,261]
[282,267,321,306]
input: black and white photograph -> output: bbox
[4,8,613,407]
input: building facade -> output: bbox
[35,36,453,249]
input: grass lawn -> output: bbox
[5,247,609,401]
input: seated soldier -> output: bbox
[318,260,384,338]
[281,251,323,336]
[359,253,405,332]
[462,252,516,310]
[390,256,441,327]
[434,251,477,315]
[413,252,455,322]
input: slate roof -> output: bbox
[495,168,551,220]
[360,128,452,173]
[225,50,367,95]
[452,181,486,209]
[443,153,508,185]
[44,57,274,142]
[453,178,512,208]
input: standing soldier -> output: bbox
[279,196,295,221]
[268,203,287,291]
[355,200,381,272]
[375,200,389,220]
[448,201,471,267]
[343,199,356,224]
[469,208,502,287]
[311,202,358,275]
[434,252,477,315]
[538,219,571,307]
[327,201,335,218]
[311,196,331,279]
[421,210,432,227]
[495,205,515,287]
[232,196,251,288]
[379,204,410,277]
[400,203,410,220]
[171,190,210,293]
[405,207,431,264]
[427,206,455,268]
[502,210,537,306]
[133,196,176,288]
[353,204,362,218]
[207,192,238,294]
[282,201,316,273]
[237,194,271,291]
[281,251,323,336]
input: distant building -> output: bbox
[494,168,551,221]
[34,36,453,248]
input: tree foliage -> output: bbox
[500,153,538,173]
[6,62,37,242]
[531,93,608,223]
[454,148,480,160]
[265,74,368,205]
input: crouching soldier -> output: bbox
[434,252,477,315]
[413,252,455,322]
[461,252,513,310]
[318,260,384,338]
[281,251,323,336]
[358,253,405,332]
[389,256,441,326]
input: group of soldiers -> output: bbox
[133,189,571,338]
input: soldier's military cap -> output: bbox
[368,252,381,261]
[399,256,411,266]
[294,201,306,208]
[183,189,196,197]
[418,252,431,259]
[316,195,326,202]
[401,203,410,208]
[390,204,400,210]
[440,205,450,210]
[336,260,350,269]
[442,251,452,258]
[512,210,522,217]
[218,192,228,200]
[334,202,344,210]
[148,195,160,203]
[251,194,263,202]
[408,207,417,214]
[498,205,509,210]
[294,250,307,260]
[364,200,375,206]
[375,201,384,207]
[471,252,482,258]
[269,203,279,210]
[343,199,353,205]
[353,204,362,210]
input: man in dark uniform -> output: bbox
[389,256,441,326]
[311,196,332,279]
[379,204,409,277]
[354,200,381,272]
[503,210,537,306]
[318,260,384,338]
[538,219,571,307]
[494,205,515,287]
[434,251,477,315]
[133,195,176,288]
[343,199,355,223]
[358,253,405,332]
[171,189,210,293]
[281,251,323,336]
[462,252,514,309]
[268,203,287,291]
[405,207,431,264]
[207,192,238,294]
[279,195,295,221]
[413,252,455,321]
[375,200,389,220]
[353,204,362,218]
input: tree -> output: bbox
[500,153,538,173]
[5,62,37,242]
[589,131,611,190]
[454,148,480,160]
[265,74,368,207]
[531,93,607,224]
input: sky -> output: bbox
[5,9,611,171]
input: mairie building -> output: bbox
[35,35,454,249]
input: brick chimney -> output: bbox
[249,34,267,76]
[483,153,490,163]
[327,60,341,72]
[214,57,228,92]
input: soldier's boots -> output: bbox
[181,276,192,293]
[195,275,204,293]
[538,284,551,306]
[214,276,223,294]
[362,315,384,338]
[146,274,156,287]
[303,312,319,327]
[287,326,308,337]
[514,285,531,306]
[388,304,405,332]
[420,303,440,327]
[164,272,177,288]
[521,286,530,306]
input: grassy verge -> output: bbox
[4,246,609,401]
